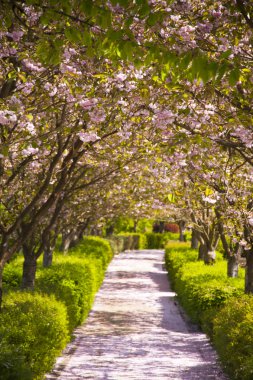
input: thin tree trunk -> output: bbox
[178,220,186,242]
[43,248,53,267]
[43,234,55,268]
[245,251,253,293]
[227,255,239,278]
[198,243,207,260]
[60,233,72,252]
[191,229,199,249]
[21,250,37,289]
[0,265,3,311]
[204,249,216,265]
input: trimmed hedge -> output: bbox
[117,233,147,250]
[107,235,125,255]
[165,243,243,326]
[213,296,253,380]
[68,236,113,270]
[0,291,69,380]
[1,236,113,379]
[36,257,101,332]
[164,242,253,380]
[146,232,179,249]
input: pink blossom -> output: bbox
[25,122,36,135]
[7,30,24,42]
[22,147,39,156]
[22,59,44,73]
[78,132,100,143]
[89,109,106,123]
[116,73,127,82]
[79,98,98,110]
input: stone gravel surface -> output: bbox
[46,249,228,380]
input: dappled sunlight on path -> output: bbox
[46,250,227,380]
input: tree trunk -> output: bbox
[21,245,37,289]
[227,255,239,278]
[191,229,199,249]
[43,247,53,267]
[60,233,72,252]
[245,250,253,293]
[204,249,216,265]
[198,243,207,260]
[178,220,186,242]
[0,265,3,311]
[42,233,55,268]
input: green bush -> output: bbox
[165,242,249,379]
[0,291,69,380]
[69,236,113,270]
[3,263,22,290]
[213,296,253,380]
[107,235,125,254]
[165,243,244,328]
[146,232,178,249]
[36,256,101,331]
[117,233,147,250]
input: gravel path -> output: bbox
[46,249,228,380]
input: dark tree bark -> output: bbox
[245,250,253,293]
[198,243,207,260]
[42,232,56,268]
[0,266,3,311]
[191,229,199,249]
[60,232,73,252]
[21,243,37,289]
[215,208,240,278]
[178,220,186,242]
[227,254,239,278]
[203,248,216,265]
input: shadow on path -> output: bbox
[46,249,228,380]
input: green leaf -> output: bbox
[229,68,240,86]
[64,27,82,43]
[1,146,9,157]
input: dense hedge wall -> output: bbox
[1,236,113,379]
[117,233,147,250]
[0,292,69,380]
[146,232,179,248]
[164,242,253,380]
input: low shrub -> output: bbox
[36,256,102,331]
[0,291,69,380]
[213,296,253,380]
[146,232,179,249]
[165,242,249,380]
[3,262,22,290]
[165,243,244,329]
[117,233,147,250]
[1,236,113,379]
[70,236,113,270]
[107,235,125,254]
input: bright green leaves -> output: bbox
[64,27,92,46]
[229,67,240,86]
[36,39,63,65]
[190,55,219,84]
[1,145,9,157]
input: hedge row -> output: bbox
[145,232,179,248]
[164,242,253,380]
[1,236,113,380]
[107,232,181,254]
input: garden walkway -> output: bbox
[46,250,227,380]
